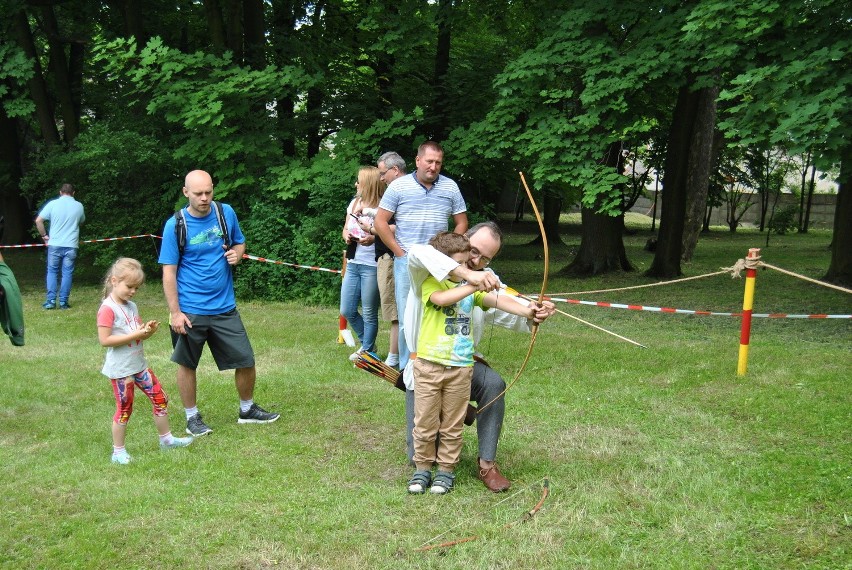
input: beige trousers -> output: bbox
[412,358,472,472]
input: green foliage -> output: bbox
[236,157,354,304]
[768,204,799,235]
[235,106,424,302]
[713,0,851,168]
[92,36,314,203]
[5,0,848,297]
[448,2,689,216]
[20,122,176,273]
[0,33,35,118]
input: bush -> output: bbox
[21,123,178,275]
[768,204,799,235]
[235,156,358,304]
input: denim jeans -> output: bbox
[339,262,380,351]
[45,246,78,304]
[393,254,411,370]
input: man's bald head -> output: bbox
[184,170,213,190]
[182,170,214,216]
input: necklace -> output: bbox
[109,295,138,330]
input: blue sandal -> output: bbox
[430,471,455,495]
[407,469,432,494]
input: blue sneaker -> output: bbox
[160,436,193,450]
[111,451,131,465]
[58,302,71,310]
[43,301,56,310]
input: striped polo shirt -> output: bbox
[378,172,467,253]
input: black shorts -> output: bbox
[170,309,255,371]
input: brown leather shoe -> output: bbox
[477,459,511,492]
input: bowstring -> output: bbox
[484,176,524,356]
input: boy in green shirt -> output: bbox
[408,232,535,494]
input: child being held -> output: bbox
[408,232,535,494]
[97,257,192,464]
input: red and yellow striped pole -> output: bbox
[737,248,761,376]
[337,252,355,346]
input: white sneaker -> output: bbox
[349,347,365,362]
[385,353,399,367]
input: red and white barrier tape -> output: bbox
[0,234,160,248]
[2,234,343,274]
[539,296,851,319]
[241,253,341,274]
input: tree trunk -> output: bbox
[647,86,694,278]
[306,87,323,158]
[562,141,631,275]
[758,167,769,231]
[798,149,811,232]
[562,208,632,276]
[803,163,816,233]
[68,42,84,120]
[12,9,60,146]
[431,0,452,140]
[224,0,244,63]
[0,104,28,245]
[203,0,228,52]
[243,0,266,70]
[118,0,146,44]
[542,191,563,246]
[651,174,659,232]
[825,146,851,286]
[41,4,80,143]
[271,0,296,156]
[681,84,719,262]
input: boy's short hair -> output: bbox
[429,231,470,256]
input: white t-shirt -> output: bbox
[346,198,377,267]
[97,297,147,378]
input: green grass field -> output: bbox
[1,222,849,569]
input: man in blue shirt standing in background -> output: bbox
[35,183,85,310]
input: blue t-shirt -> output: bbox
[158,204,245,315]
[38,195,85,248]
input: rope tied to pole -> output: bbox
[722,255,852,294]
[722,253,762,279]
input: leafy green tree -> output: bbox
[21,122,176,271]
[452,2,697,276]
[707,0,850,283]
[93,36,313,206]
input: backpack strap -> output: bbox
[174,201,230,259]
[174,208,187,257]
[213,201,230,249]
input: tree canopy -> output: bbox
[1,0,849,292]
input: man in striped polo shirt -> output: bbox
[374,141,468,461]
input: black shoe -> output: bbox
[238,403,280,424]
[186,413,213,436]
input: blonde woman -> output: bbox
[341,166,385,360]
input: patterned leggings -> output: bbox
[111,368,169,424]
